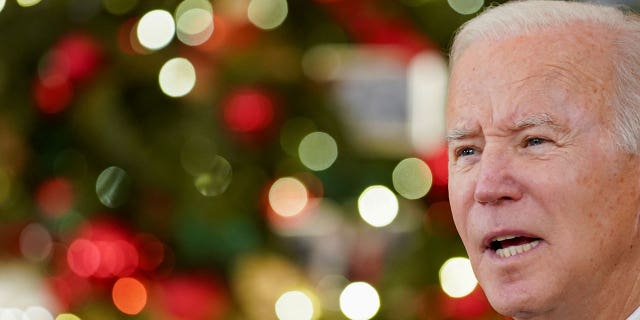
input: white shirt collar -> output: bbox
[627,306,640,320]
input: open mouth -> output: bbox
[489,235,541,258]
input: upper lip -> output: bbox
[481,230,543,250]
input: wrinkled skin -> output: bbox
[447,24,640,319]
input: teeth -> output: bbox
[493,235,518,242]
[496,240,540,258]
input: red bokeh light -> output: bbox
[33,75,74,114]
[67,239,101,277]
[222,88,275,133]
[36,177,74,217]
[48,33,102,83]
[33,32,102,115]
[155,275,229,320]
[66,220,140,278]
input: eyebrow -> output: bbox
[446,113,560,143]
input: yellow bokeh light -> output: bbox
[275,290,315,320]
[392,158,433,200]
[159,57,196,98]
[136,10,175,50]
[339,282,380,320]
[448,0,484,15]
[269,177,309,217]
[247,0,288,30]
[298,132,338,171]
[439,257,478,298]
[0,0,6,12]
[175,0,214,46]
[56,314,81,320]
[358,185,398,227]
[17,0,41,7]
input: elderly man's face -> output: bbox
[447,26,640,318]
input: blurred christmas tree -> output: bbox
[0,0,503,319]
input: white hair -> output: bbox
[450,0,640,154]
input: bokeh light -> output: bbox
[156,275,228,320]
[19,223,53,263]
[223,88,275,133]
[33,75,73,114]
[36,177,74,217]
[0,308,24,319]
[55,314,81,320]
[17,0,41,7]
[439,257,478,298]
[298,132,338,171]
[247,0,288,30]
[339,282,380,320]
[448,0,484,15]
[96,166,131,208]
[408,51,448,156]
[103,0,137,15]
[0,0,5,12]
[136,10,175,50]
[275,290,315,320]
[268,177,309,217]
[159,57,196,98]
[392,158,433,199]
[112,277,147,315]
[358,185,398,227]
[24,306,53,320]
[175,0,214,46]
[194,155,233,196]
[67,239,101,277]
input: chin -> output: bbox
[482,281,551,319]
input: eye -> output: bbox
[524,137,548,147]
[456,147,477,157]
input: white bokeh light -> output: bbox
[439,257,478,298]
[175,0,214,46]
[247,0,288,30]
[24,306,54,320]
[0,0,6,12]
[137,10,176,50]
[358,185,399,227]
[339,282,380,320]
[158,57,196,98]
[275,290,314,320]
[268,177,308,217]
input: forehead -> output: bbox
[447,24,616,129]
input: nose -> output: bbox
[473,147,523,205]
